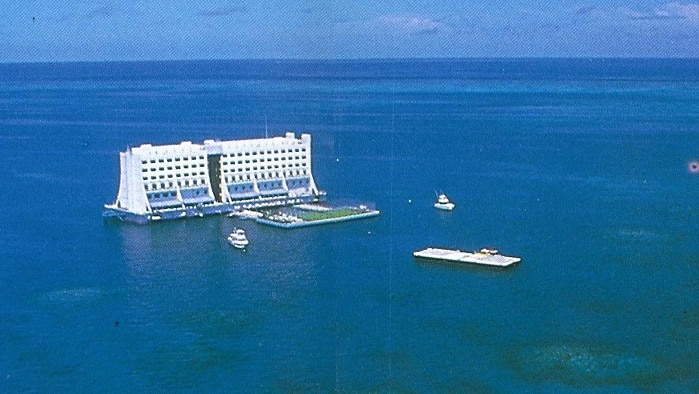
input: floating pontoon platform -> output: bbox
[413,247,521,268]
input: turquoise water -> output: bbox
[1,59,699,392]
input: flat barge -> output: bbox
[413,247,521,268]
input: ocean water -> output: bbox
[1,58,699,392]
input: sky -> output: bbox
[2,1,699,62]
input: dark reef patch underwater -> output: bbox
[508,343,668,389]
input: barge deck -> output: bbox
[413,247,521,268]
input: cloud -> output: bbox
[621,2,699,21]
[88,5,116,18]
[664,2,699,20]
[575,6,598,16]
[377,15,445,35]
[198,6,248,17]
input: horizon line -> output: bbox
[2,56,699,66]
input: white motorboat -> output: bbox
[227,228,249,249]
[434,193,455,211]
[227,209,264,220]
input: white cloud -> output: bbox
[664,2,699,21]
[620,2,699,21]
[376,15,445,35]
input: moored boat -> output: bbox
[434,193,455,211]
[227,228,249,249]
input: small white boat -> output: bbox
[227,228,249,249]
[434,193,455,211]
[227,209,264,220]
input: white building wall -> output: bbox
[115,150,150,214]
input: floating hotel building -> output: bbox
[104,132,325,223]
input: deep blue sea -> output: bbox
[1,59,699,392]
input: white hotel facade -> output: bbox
[104,132,325,223]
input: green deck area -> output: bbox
[256,206,379,228]
[296,207,367,222]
